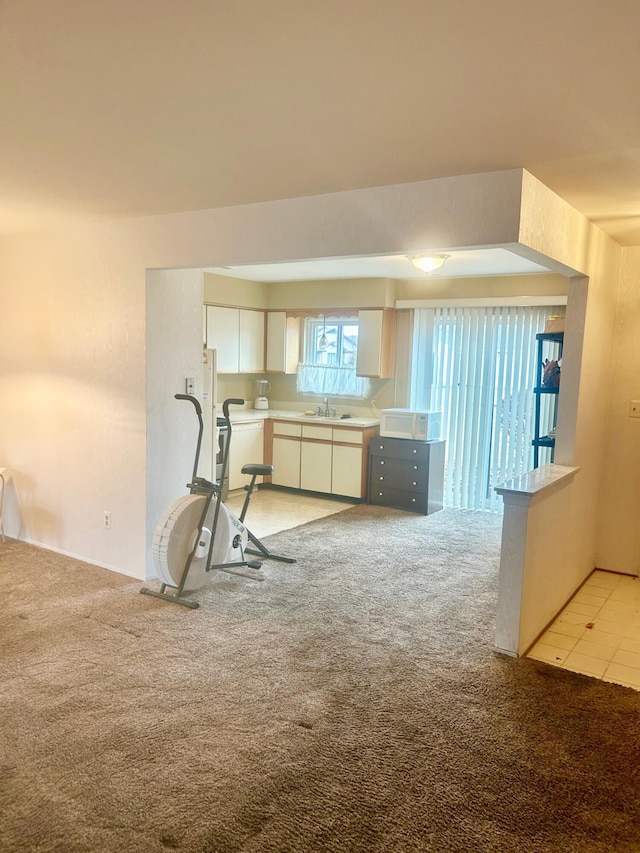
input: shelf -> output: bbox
[532,437,556,448]
[535,332,564,343]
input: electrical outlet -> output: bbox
[104,511,111,529]
[629,400,640,418]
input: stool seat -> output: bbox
[241,463,274,476]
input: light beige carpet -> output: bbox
[1,505,640,852]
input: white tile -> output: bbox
[573,590,608,607]
[598,597,638,613]
[609,584,640,603]
[564,601,601,617]
[612,648,640,669]
[617,636,640,654]
[603,663,640,690]
[562,651,609,678]
[591,618,640,641]
[528,643,570,665]
[537,631,579,652]
[547,620,586,639]
[558,610,593,627]
[580,628,621,649]
[572,639,616,662]
[225,488,353,538]
[588,572,623,591]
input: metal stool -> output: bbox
[239,464,296,564]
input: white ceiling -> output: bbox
[207,249,555,282]
[2,0,640,245]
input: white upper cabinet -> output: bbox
[356,308,396,379]
[206,306,265,374]
[206,306,240,373]
[266,311,300,373]
[238,308,265,373]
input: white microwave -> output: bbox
[379,408,442,441]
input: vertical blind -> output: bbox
[411,305,562,511]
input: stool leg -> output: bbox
[238,474,257,523]
[245,528,296,564]
[237,471,296,564]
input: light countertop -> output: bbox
[227,408,380,428]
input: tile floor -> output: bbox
[528,570,640,691]
[225,486,355,538]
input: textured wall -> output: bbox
[597,248,640,573]
[0,169,627,582]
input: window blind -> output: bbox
[411,305,562,511]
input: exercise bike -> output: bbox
[141,395,294,609]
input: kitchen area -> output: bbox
[202,269,444,517]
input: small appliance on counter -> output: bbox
[380,408,442,441]
[254,379,271,410]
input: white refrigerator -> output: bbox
[200,348,218,480]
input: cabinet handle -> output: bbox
[411,498,416,502]
[412,481,417,486]
[413,465,418,470]
[378,491,384,496]
[380,460,385,465]
[379,476,384,481]
[412,449,417,454]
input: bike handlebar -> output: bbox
[175,393,202,416]
[222,398,244,420]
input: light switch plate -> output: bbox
[628,400,640,418]
[186,377,196,395]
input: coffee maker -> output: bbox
[254,379,271,410]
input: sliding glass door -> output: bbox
[411,305,561,511]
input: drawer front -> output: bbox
[369,457,428,492]
[273,421,302,437]
[368,485,429,514]
[332,427,363,445]
[302,423,333,441]
[369,437,429,462]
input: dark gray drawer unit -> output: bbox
[368,437,445,515]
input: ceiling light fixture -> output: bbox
[409,254,449,273]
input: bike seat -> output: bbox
[241,463,274,476]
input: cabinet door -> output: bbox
[238,309,265,373]
[207,306,239,373]
[228,422,264,491]
[300,440,332,493]
[356,308,396,379]
[331,444,363,498]
[271,436,301,488]
[266,312,300,374]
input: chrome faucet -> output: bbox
[323,396,330,417]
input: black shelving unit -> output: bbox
[532,332,564,468]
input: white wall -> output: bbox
[0,229,147,575]
[597,248,640,574]
[146,268,204,574]
[0,169,625,583]
[518,172,622,588]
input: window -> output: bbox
[411,305,565,511]
[297,315,370,398]
[305,316,358,366]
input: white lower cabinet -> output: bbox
[271,422,302,488]
[272,437,301,488]
[270,420,375,498]
[331,443,363,498]
[300,440,332,492]
[228,420,264,492]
